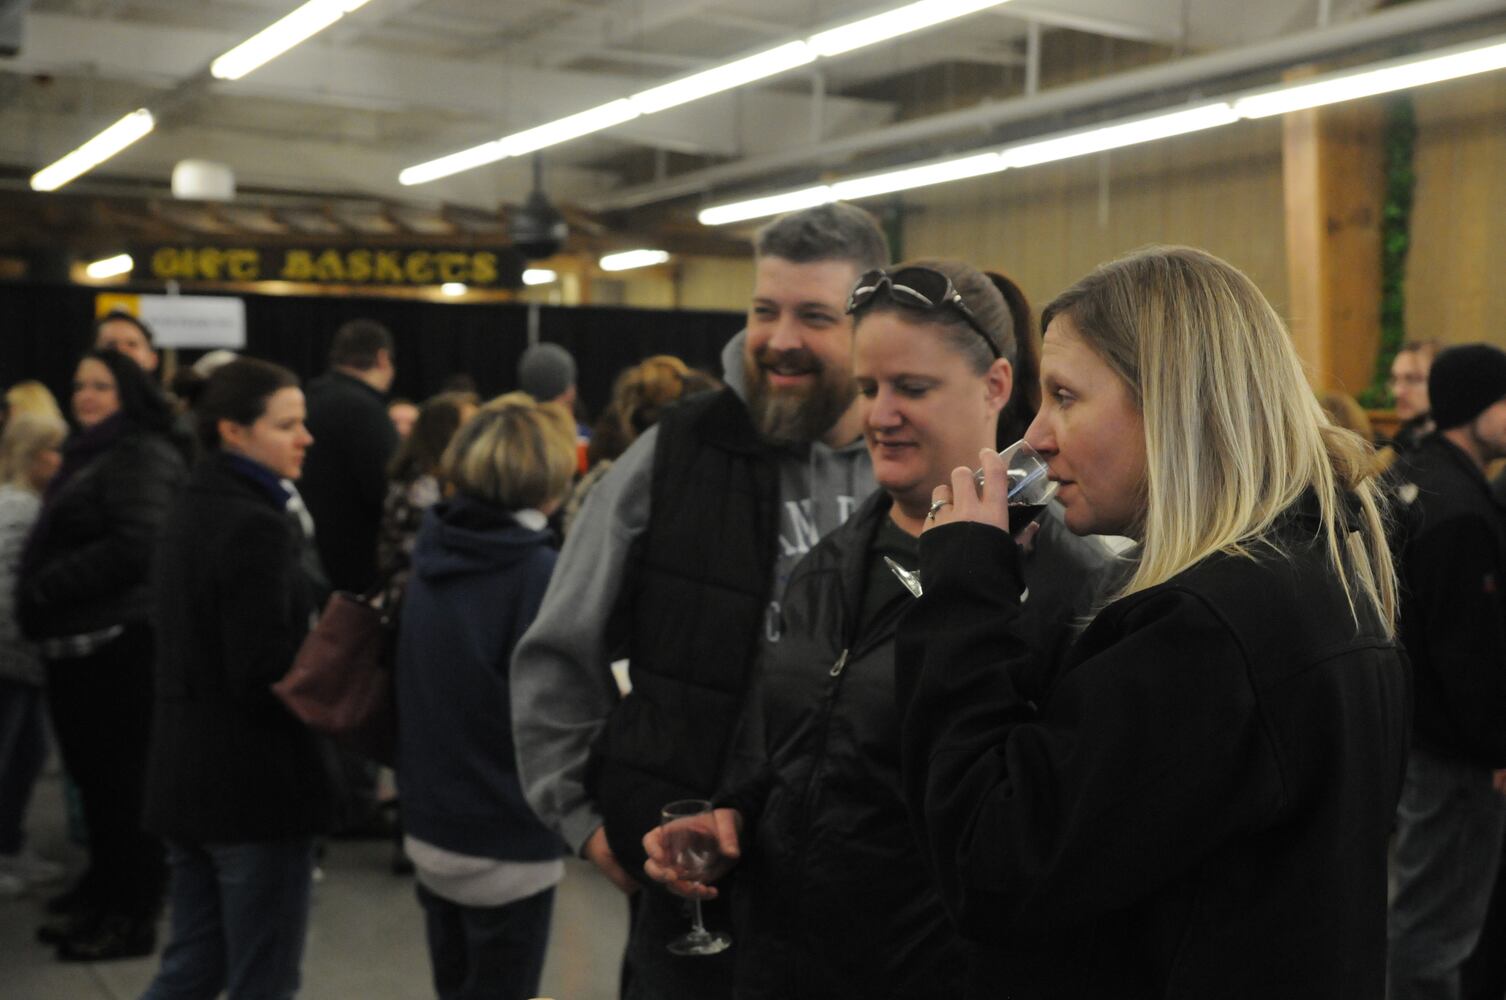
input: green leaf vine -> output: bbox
[1358,95,1416,408]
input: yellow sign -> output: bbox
[140,246,514,287]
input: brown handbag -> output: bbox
[272,588,398,767]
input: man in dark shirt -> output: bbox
[1389,343,1506,1000]
[299,319,399,595]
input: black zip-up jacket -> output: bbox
[1394,433,1506,765]
[144,453,334,842]
[897,502,1410,999]
[720,490,1110,999]
[18,428,185,640]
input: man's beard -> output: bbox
[745,344,857,446]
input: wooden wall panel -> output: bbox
[900,117,1288,328]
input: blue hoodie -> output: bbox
[395,494,563,861]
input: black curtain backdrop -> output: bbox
[0,282,742,421]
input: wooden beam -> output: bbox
[1282,80,1386,395]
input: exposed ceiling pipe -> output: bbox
[586,0,1506,213]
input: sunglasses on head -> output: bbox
[845,266,1000,359]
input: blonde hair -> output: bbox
[0,411,67,490]
[6,381,64,424]
[441,391,576,510]
[1042,246,1397,635]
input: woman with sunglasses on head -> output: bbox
[641,260,1114,999]
[900,247,1408,998]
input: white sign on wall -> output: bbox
[97,294,246,349]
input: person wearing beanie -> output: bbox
[517,342,590,465]
[517,344,578,407]
[1388,342,1506,999]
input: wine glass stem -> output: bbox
[690,897,708,935]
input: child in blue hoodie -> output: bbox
[394,391,577,1000]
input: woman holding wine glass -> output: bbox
[643,259,1113,998]
[905,246,1408,998]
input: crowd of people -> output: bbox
[0,202,1502,999]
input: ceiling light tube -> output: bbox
[400,141,507,186]
[499,100,641,158]
[31,109,156,192]
[698,185,835,226]
[84,253,134,280]
[600,249,672,271]
[999,102,1239,168]
[1234,36,1506,118]
[440,282,467,296]
[211,0,373,81]
[629,41,816,114]
[522,269,558,286]
[831,151,1005,200]
[808,0,1011,58]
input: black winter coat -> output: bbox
[299,371,398,594]
[721,491,1110,1000]
[898,505,1410,999]
[143,454,335,842]
[18,427,185,639]
[1394,434,1506,765]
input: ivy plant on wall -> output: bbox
[1358,94,1417,408]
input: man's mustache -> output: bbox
[753,346,823,378]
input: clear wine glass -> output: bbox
[660,799,732,956]
[886,439,1059,598]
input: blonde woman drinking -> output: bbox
[903,246,1407,998]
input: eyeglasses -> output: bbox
[845,266,1000,359]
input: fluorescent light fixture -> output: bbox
[1234,37,1506,118]
[440,282,467,296]
[831,151,1004,200]
[600,249,671,272]
[630,42,815,114]
[1000,103,1239,168]
[808,0,1010,58]
[522,269,558,286]
[499,100,640,158]
[400,1,1014,184]
[400,141,507,187]
[699,185,835,227]
[31,109,156,192]
[211,0,373,81]
[84,254,134,280]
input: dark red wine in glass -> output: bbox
[1008,502,1047,534]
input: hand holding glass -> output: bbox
[659,800,732,956]
[886,439,1058,598]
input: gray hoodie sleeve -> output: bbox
[510,425,657,855]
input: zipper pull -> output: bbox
[830,648,850,677]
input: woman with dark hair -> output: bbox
[139,358,335,999]
[642,259,1112,999]
[19,348,186,961]
[376,390,477,606]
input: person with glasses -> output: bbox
[1389,340,1440,453]
[898,247,1407,998]
[641,259,1113,999]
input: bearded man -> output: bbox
[510,203,887,999]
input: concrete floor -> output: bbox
[1,772,629,1000]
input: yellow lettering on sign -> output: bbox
[471,252,498,286]
[150,247,183,280]
[435,252,467,283]
[195,248,225,281]
[314,249,346,283]
[404,251,434,284]
[227,249,259,281]
[374,251,404,284]
[281,250,315,281]
[347,250,373,283]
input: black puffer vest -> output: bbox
[587,388,780,876]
